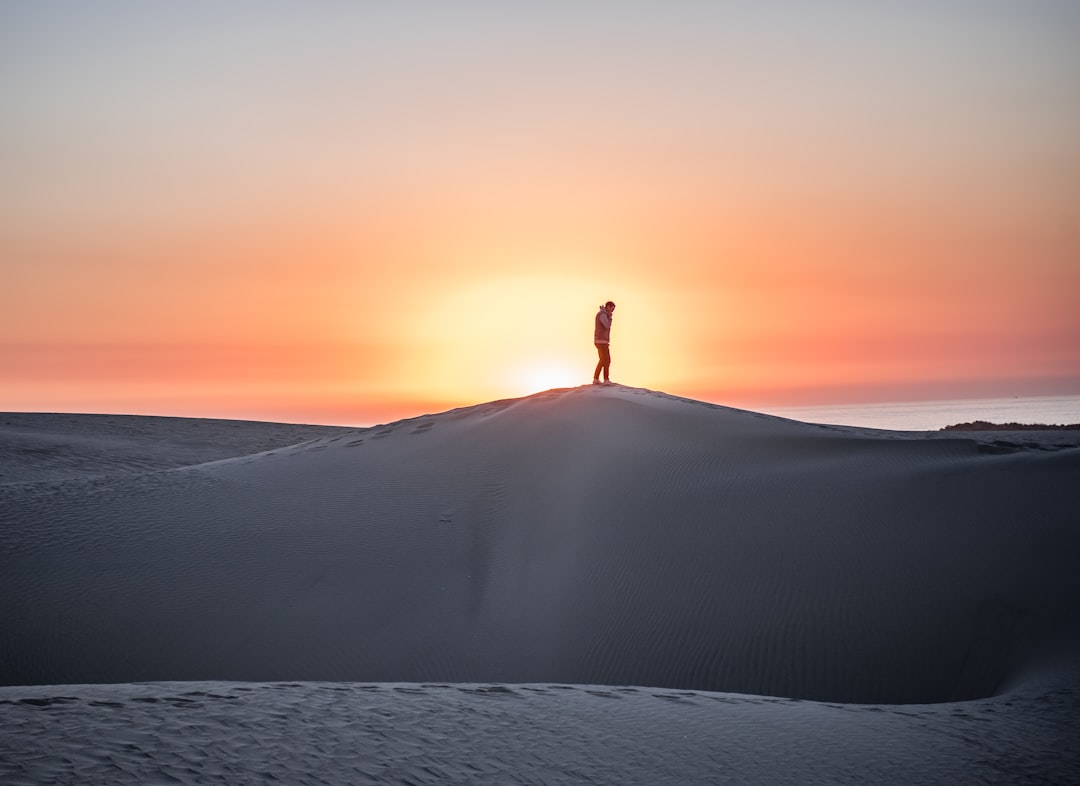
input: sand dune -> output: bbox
[2,386,1079,782]
[3,386,1078,704]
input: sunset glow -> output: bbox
[2,2,1079,425]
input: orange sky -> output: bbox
[3,3,1079,425]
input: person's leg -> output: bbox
[596,344,610,382]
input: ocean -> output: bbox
[764,395,1080,432]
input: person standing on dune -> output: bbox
[593,300,615,384]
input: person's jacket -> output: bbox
[594,307,612,344]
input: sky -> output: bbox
[2,1,1079,425]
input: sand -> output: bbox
[2,385,1078,783]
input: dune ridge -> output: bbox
[2,386,1079,705]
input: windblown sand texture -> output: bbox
[3,386,1079,783]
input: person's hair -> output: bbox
[605,301,616,308]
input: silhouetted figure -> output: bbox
[593,301,616,384]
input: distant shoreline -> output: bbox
[766,395,1080,431]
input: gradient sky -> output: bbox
[3,1,1079,425]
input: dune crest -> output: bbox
[2,385,1078,704]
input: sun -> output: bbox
[513,361,582,395]
[407,270,686,405]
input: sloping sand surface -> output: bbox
[3,386,1079,703]
[2,386,1079,781]
[0,412,345,484]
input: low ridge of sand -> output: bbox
[0,412,346,485]
[2,385,1078,782]
[3,677,1077,785]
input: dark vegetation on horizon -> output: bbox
[941,421,1080,431]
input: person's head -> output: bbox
[605,301,616,313]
